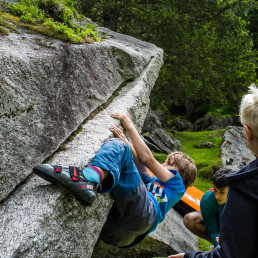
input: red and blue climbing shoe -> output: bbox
[33,164,98,205]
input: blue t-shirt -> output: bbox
[124,169,185,248]
[146,169,185,233]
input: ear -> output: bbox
[166,156,174,166]
[244,125,253,141]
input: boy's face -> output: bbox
[213,186,229,205]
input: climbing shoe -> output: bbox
[33,164,98,205]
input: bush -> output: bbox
[7,0,100,43]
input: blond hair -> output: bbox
[167,151,197,189]
[240,83,258,138]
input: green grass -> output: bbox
[173,130,224,251]
[198,238,214,251]
[153,153,167,164]
[194,177,213,193]
[173,129,224,182]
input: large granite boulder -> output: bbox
[220,126,256,171]
[0,20,166,257]
[0,80,157,257]
[142,108,162,133]
[0,22,162,202]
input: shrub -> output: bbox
[9,2,46,23]
[7,0,100,43]
[43,19,100,43]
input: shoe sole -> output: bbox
[33,164,95,206]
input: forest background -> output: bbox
[73,0,258,121]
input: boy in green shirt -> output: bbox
[183,168,232,246]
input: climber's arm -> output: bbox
[110,113,175,182]
[109,125,153,183]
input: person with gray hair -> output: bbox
[168,84,258,258]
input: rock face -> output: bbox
[172,119,193,132]
[193,115,233,131]
[142,109,162,133]
[143,128,180,154]
[142,109,181,153]
[220,126,256,171]
[0,21,175,257]
[0,24,161,202]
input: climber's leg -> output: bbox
[98,178,156,247]
[33,164,98,205]
[90,138,141,197]
[33,138,140,205]
[92,138,156,247]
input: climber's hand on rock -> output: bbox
[111,113,133,130]
[109,125,130,145]
[168,253,185,258]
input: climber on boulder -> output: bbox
[34,113,197,248]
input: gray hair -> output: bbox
[240,83,258,138]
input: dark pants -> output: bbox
[91,138,156,247]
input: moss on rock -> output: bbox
[0,25,9,35]
[0,14,20,34]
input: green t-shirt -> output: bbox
[200,190,224,246]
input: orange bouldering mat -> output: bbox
[173,186,204,215]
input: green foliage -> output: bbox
[7,0,99,43]
[37,0,76,23]
[198,238,214,251]
[44,19,100,43]
[196,101,236,117]
[0,2,8,11]
[194,177,213,193]
[160,100,169,112]
[8,1,46,23]
[75,0,258,117]
[149,0,257,118]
